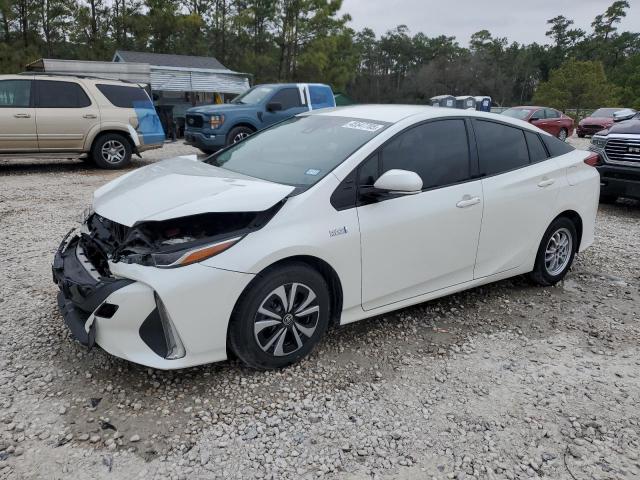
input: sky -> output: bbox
[339,0,640,45]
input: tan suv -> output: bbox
[0,74,164,169]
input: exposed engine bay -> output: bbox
[79,203,283,275]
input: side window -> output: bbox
[308,85,334,109]
[530,109,544,120]
[380,119,470,189]
[35,80,91,108]
[545,108,560,119]
[541,134,574,157]
[358,153,380,186]
[96,84,152,108]
[525,131,548,163]
[474,120,529,175]
[269,88,303,110]
[0,80,31,107]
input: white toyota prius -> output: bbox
[52,105,600,370]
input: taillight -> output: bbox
[584,152,601,166]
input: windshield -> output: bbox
[205,115,390,188]
[231,86,275,105]
[502,108,534,120]
[590,108,619,118]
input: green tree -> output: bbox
[533,60,620,112]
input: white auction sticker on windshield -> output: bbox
[342,121,384,132]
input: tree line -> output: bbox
[0,0,638,109]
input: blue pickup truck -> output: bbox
[184,83,335,153]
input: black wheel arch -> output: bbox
[552,210,583,252]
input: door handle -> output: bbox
[537,178,555,188]
[83,114,98,119]
[14,113,31,118]
[456,196,481,208]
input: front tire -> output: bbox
[529,217,577,286]
[199,148,217,155]
[228,263,330,369]
[226,126,254,146]
[91,133,132,169]
[577,133,586,138]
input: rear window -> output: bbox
[96,84,152,108]
[541,134,574,157]
[524,131,548,163]
[35,80,91,108]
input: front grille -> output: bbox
[604,138,640,164]
[583,124,605,131]
[186,114,203,129]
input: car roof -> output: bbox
[311,104,544,131]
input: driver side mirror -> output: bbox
[365,169,423,196]
[267,102,283,112]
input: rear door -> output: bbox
[34,79,100,152]
[0,77,37,152]
[473,120,562,278]
[262,87,308,127]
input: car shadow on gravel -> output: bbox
[44,272,593,460]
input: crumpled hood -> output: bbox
[93,157,295,227]
[600,118,640,136]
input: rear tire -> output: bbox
[199,148,217,155]
[91,133,132,169]
[228,263,330,369]
[529,217,577,286]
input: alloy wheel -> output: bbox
[101,140,126,164]
[233,132,250,143]
[544,227,572,276]
[253,283,320,357]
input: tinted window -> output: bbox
[206,116,389,187]
[358,153,380,186]
[0,80,31,107]
[96,84,151,108]
[545,108,560,119]
[380,119,470,189]
[269,88,302,110]
[541,134,574,157]
[525,131,548,163]
[474,120,529,175]
[35,80,91,108]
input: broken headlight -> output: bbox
[147,236,242,268]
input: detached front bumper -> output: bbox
[52,232,255,369]
[52,232,133,348]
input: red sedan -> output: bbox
[576,108,621,137]
[502,106,574,141]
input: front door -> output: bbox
[357,119,484,310]
[34,79,100,152]
[472,120,562,278]
[261,87,309,127]
[0,78,37,152]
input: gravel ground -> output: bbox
[0,136,639,480]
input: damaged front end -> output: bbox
[52,203,284,349]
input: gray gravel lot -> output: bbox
[0,137,639,479]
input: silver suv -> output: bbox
[0,74,164,168]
